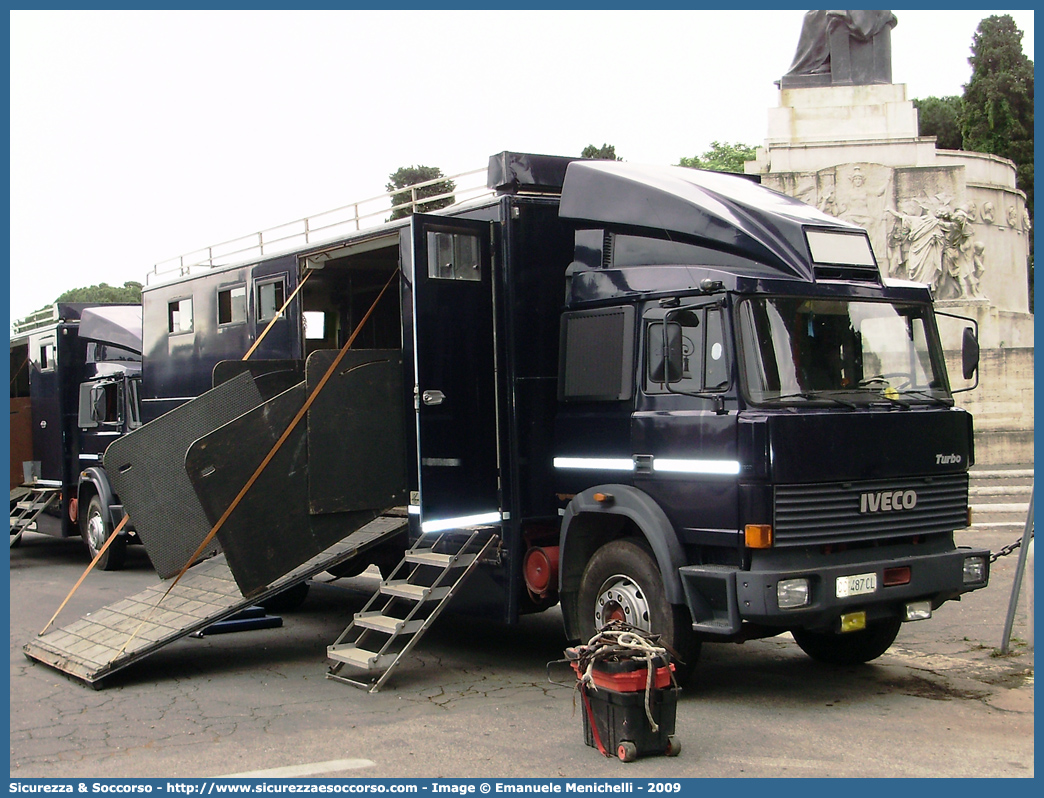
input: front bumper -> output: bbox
[680,545,990,634]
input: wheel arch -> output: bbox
[77,467,118,529]
[559,484,686,639]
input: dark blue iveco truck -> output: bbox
[128,152,989,673]
[10,303,143,569]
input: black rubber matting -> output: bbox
[184,359,405,597]
[104,372,263,578]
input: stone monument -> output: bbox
[746,10,1033,464]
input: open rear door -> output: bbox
[410,214,500,533]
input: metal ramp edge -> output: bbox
[24,512,408,687]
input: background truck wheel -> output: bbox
[577,538,700,679]
[81,494,125,571]
[792,617,903,665]
[258,581,310,612]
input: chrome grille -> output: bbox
[773,473,969,547]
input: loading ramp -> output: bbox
[24,512,407,687]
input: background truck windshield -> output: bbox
[738,297,950,404]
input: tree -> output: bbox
[50,281,143,307]
[386,165,456,221]
[581,144,622,160]
[962,15,1033,214]
[961,14,1034,309]
[913,95,964,150]
[677,141,757,174]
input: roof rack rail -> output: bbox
[147,166,492,286]
[12,305,59,337]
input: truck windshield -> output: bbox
[738,297,951,405]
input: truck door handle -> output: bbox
[422,390,446,406]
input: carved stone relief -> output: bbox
[884,195,984,300]
[763,164,1008,302]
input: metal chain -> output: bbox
[990,529,1034,563]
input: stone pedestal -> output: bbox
[747,83,1033,464]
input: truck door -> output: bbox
[410,214,500,533]
[27,332,62,482]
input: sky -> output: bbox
[7,8,1036,327]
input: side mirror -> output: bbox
[648,323,685,383]
[961,327,979,380]
[93,386,108,421]
[78,383,99,428]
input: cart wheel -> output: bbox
[666,736,681,757]
[617,741,638,762]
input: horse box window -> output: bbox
[559,306,635,401]
[168,298,193,334]
[218,285,247,325]
[427,231,481,281]
[38,340,57,371]
[257,278,286,322]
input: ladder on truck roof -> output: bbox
[10,481,62,548]
[327,526,500,693]
[24,512,407,687]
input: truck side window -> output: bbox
[427,231,481,281]
[257,278,286,322]
[559,306,635,401]
[646,306,728,394]
[168,298,193,334]
[218,285,247,325]
[704,308,728,389]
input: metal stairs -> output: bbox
[10,481,62,547]
[326,526,499,692]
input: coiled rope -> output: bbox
[570,621,675,734]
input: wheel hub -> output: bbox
[594,574,651,631]
[86,512,107,551]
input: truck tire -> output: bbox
[577,538,700,679]
[81,494,126,572]
[792,617,902,666]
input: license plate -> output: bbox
[836,572,877,598]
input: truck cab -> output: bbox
[10,303,143,569]
[549,160,989,668]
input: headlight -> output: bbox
[777,578,811,609]
[963,555,987,584]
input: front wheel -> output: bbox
[576,538,700,678]
[792,617,902,665]
[81,494,126,571]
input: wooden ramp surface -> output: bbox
[24,513,407,687]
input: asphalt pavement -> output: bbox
[8,474,1034,779]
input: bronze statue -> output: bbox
[782,10,897,87]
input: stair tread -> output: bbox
[326,644,389,671]
[380,581,451,600]
[353,612,423,634]
[406,550,476,567]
